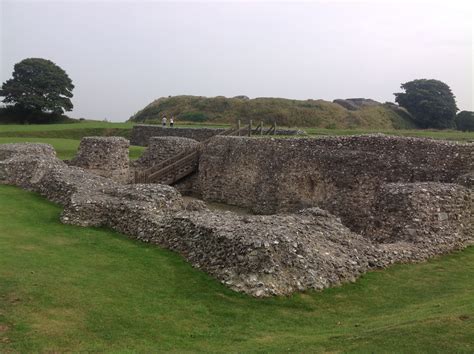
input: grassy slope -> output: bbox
[129,95,417,129]
[0,185,473,352]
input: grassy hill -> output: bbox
[129,95,417,129]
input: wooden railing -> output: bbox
[134,125,247,184]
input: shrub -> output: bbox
[179,112,208,122]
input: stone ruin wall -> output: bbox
[131,136,201,194]
[130,124,306,146]
[69,136,130,183]
[133,136,200,168]
[130,125,228,145]
[0,135,472,298]
[198,135,473,239]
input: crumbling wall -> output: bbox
[133,136,199,168]
[199,135,473,233]
[130,124,306,146]
[364,182,472,247]
[0,142,392,296]
[70,137,130,183]
[130,125,226,145]
[1,141,472,297]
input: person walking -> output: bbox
[170,116,174,127]
[162,115,167,127]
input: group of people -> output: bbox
[161,115,175,127]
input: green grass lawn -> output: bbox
[0,137,145,160]
[304,128,474,142]
[0,185,473,352]
[0,121,135,132]
[0,121,473,142]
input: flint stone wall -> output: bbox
[2,142,472,297]
[0,143,383,296]
[70,137,130,183]
[131,125,226,145]
[199,135,474,234]
[130,124,305,146]
[365,182,472,245]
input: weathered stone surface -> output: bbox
[364,182,472,250]
[69,137,130,183]
[131,125,227,145]
[133,136,199,169]
[130,124,306,146]
[199,135,473,233]
[1,140,472,297]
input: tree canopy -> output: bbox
[0,58,74,118]
[394,79,458,129]
[455,111,474,132]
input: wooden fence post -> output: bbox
[248,120,252,137]
[238,119,241,136]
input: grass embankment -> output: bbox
[129,95,417,129]
[0,185,473,352]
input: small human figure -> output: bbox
[162,115,167,127]
[170,116,174,127]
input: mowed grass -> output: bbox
[0,121,134,132]
[0,121,473,142]
[0,137,145,160]
[0,185,473,352]
[305,127,474,142]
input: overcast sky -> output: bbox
[1,0,472,121]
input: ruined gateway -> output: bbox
[0,133,472,297]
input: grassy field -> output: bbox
[0,137,145,160]
[0,185,473,352]
[305,127,474,142]
[0,121,472,142]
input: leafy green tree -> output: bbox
[394,79,458,129]
[0,58,74,117]
[455,111,474,132]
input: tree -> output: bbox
[0,58,74,117]
[455,111,474,132]
[394,79,458,129]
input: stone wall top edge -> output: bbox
[134,124,226,131]
[210,134,474,147]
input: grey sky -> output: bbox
[1,0,472,121]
